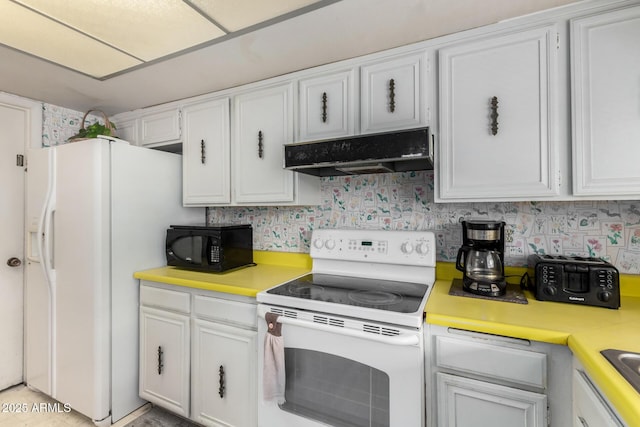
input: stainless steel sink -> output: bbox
[601,349,640,393]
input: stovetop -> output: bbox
[266,273,428,313]
[256,229,437,328]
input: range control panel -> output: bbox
[310,229,436,267]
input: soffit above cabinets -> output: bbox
[0,0,333,79]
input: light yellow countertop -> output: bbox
[133,251,311,297]
[428,263,640,426]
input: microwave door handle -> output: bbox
[258,311,419,347]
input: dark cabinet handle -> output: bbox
[157,346,163,375]
[389,79,396,113]
[490,96,499,135]
[321,92,328,123]
[218,365,225,398]
[200,139,206,164]
[258,131,264,159]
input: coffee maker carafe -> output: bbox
[456,220,506,296]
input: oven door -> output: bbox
[257,304,424,427]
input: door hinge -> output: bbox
[16,154,24,167]
[556,33,560,50]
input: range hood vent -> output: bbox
[284,127,433,176]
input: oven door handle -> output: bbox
[259,310,419,347]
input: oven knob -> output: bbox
[313,238,324,249]
[416,242,430,255]
[543,285,557,297]
[401,241,414,254]
[325,239,336,250]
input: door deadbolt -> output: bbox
[7,257,22,267]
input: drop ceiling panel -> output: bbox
[190,0,322,32]
[0,1,142,78]
[14,0,226,62]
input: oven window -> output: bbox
[171,236,202,264]
[281,348,390,427]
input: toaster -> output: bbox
[527,254,620,309]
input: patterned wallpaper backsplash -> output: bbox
[208,172,640,275]
[42,102,640,274]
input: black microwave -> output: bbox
[166,224,253,272]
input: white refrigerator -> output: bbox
[24,137,203,425]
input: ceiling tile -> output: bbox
[0,1,142,78]
[13,0,226,62]
[190,0,322,32]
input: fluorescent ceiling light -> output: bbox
[0,0,333,79]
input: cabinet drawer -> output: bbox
[194,295,256,329]
[435,336,547,389]
[140,284,191,314]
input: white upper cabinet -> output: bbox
[182,98,231,206]
[437,25,560,201]
[571,5,640,197]
[110,113,138,144]
[139,106,181,147]
[298,68,357,142]
[360,50,429,134]
[233,82,319,205]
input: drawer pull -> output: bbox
[389,79,396,113]
[321,92,328,123]
[258,131,264,159]
[490,96,499,135]
[200,139,206,164]
[157,346,163,375]
[218,365,226,398]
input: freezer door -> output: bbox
[24,147,53,395]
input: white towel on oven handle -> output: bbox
[263,312,285,403]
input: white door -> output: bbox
[0,94,41,390]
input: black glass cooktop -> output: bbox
[266,273,428,313]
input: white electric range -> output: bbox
[256,228,436,427]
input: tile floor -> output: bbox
[0,384,151,427]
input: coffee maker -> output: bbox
[456,220,506,297]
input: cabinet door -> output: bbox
[139,307,190,417]
[437,373,547,427]
[438,26,559,201]
[192,319,257,427]
[112,117,138,144]
[233,83,294,203]
[573,369,624,427]
[182,98,231,206]
[571,6,640,196]
[360,51,427,133]
[139,107,181,146]
[298,69,356,142]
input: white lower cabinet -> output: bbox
[573,360,624,427]
[139,306,190,417]
[192,319,257,427]
[436,372,546,427]
[139,281,258,426]
[426,325,572,427]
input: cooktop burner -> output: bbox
[266,273,427,313]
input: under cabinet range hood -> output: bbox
[284,127,433,176]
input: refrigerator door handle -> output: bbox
[39,150,56,289]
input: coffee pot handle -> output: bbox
[456,246,470,272]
